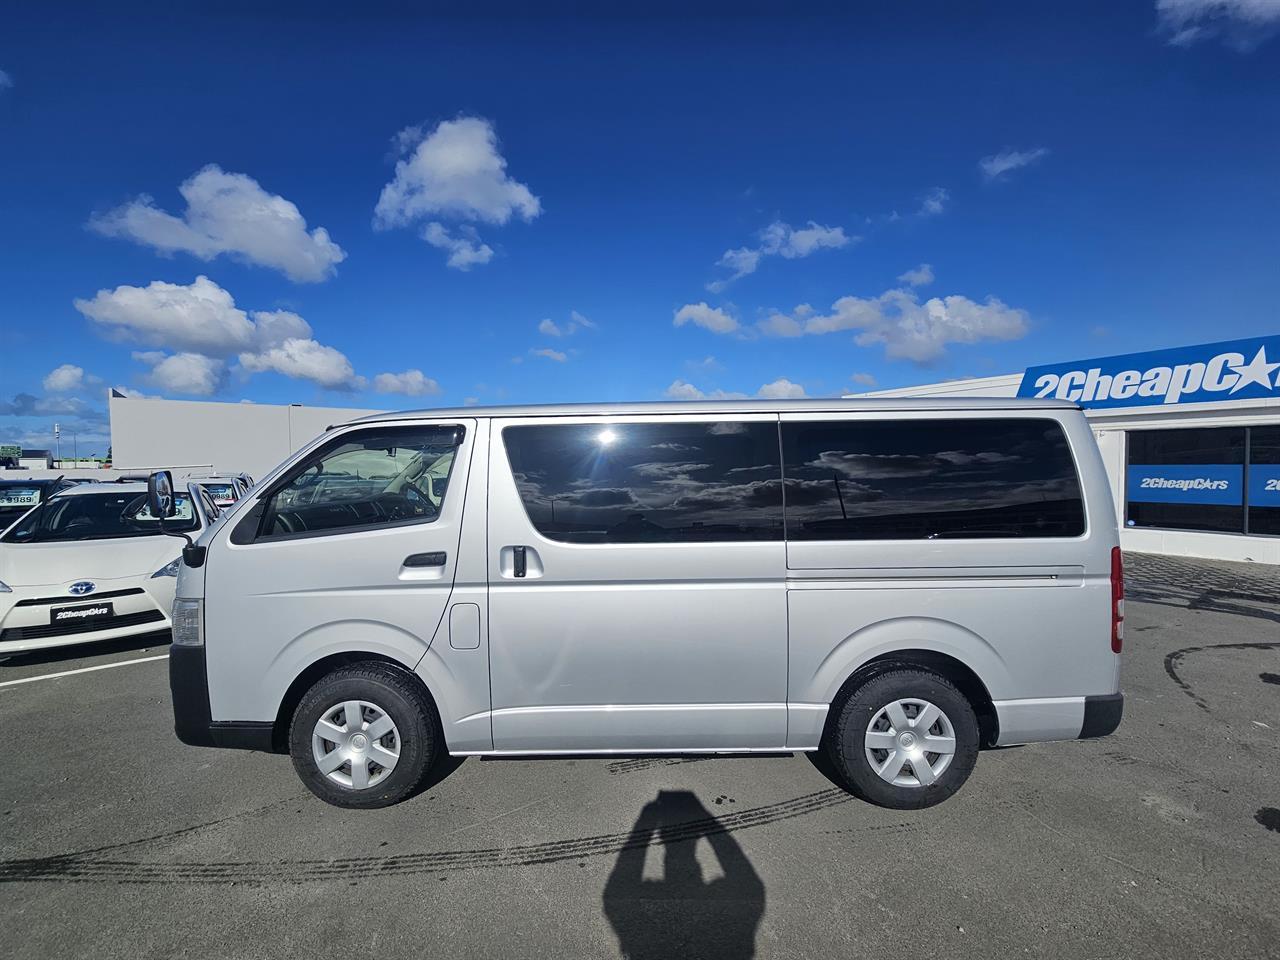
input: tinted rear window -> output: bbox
[503,421,783,543]
[782,418,1085,540]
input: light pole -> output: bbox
[54,423,60,466]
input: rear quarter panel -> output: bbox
[784,409,1120,740]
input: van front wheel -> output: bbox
[289,663,438,809]
[827,668,979,809]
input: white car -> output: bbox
[0,481,220,655]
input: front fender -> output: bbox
[259,618,433,720]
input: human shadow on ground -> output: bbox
[602,789,766,960]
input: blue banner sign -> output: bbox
[1017,335,1280,409]
[1126,464,1243,505]
[1248,466,1280,507]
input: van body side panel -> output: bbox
[782,410,1120,746]
[203,419,477,723]
[416,418,493,752]
[484,415,788,752]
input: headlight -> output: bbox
[151,558,182,579]
[0,580,10,593]
[171,598,203,646]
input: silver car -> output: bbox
[155,398,1123,809]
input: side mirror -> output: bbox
[147,470,176,519]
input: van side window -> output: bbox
[258,426,463,539]
[503,421,783,543]
[781,418,1085,540]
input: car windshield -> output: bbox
[1,491,199,543]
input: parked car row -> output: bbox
[0,472,253,656]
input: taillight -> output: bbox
[1110,546,1124,654]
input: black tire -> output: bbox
[826,668,980,810]
[289,662,438,809]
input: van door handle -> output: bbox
[513,545,527,578]
[404,551,447,568]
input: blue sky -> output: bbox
[2,2,1279,455]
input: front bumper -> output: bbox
[0,578,175,654]
[170,644,274,751]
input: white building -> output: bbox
[850,336,1280,565]
[108,392,388,480]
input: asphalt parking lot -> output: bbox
[2,554,1277,960]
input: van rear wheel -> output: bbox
[289,663,437,809]
[827,668,979,809]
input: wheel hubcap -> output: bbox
[864,697,957,788]
[311,700,401,790]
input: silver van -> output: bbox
[151,399,1123,810]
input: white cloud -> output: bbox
[111,385,156,399]
[756,286,1030,363]
[663,380,748,401]
[0,392,103,419]
[1156,0,1280,48]
[531,347,567,362]
[88,165,346,282]
[756,377,807,399]
[674,302,739,334]
[979,148,1050,182]
[73,276,311,356]
[43,364,87,392]
[372,369,442,397]
[463,396,480,406]
[375,116,540,268]
[710,220,852,289]
[539,310,596,337]
[850,372,878,387]
[239,338,364,391]
[138,352,226,396]
[897,263,934,287]
[79,276,365,392]
[0,69,12,89]
[663,378,805,400]
[917,187,949,217]
[422,222,493,270]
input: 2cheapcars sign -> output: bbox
[1124,464,1280,508]
[1016,335,1280,409]
[1126,464,1241,506]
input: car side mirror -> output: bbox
[147,470,176,519]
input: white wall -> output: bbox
[109,396,389,479]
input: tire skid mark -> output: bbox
[606,757,710,776]
[0,788,853,886]
[1163,640,1280,713]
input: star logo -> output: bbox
[1228,346,1280,394]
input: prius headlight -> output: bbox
[151,559,181,579]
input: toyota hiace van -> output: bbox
[151,398,1123,809]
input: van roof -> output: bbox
[346,396,1078,425]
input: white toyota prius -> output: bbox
[0,480,220,655]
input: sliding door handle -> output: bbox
[404,551,447,568]
[513,545,527,578]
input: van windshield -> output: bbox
[2,492,199,543]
